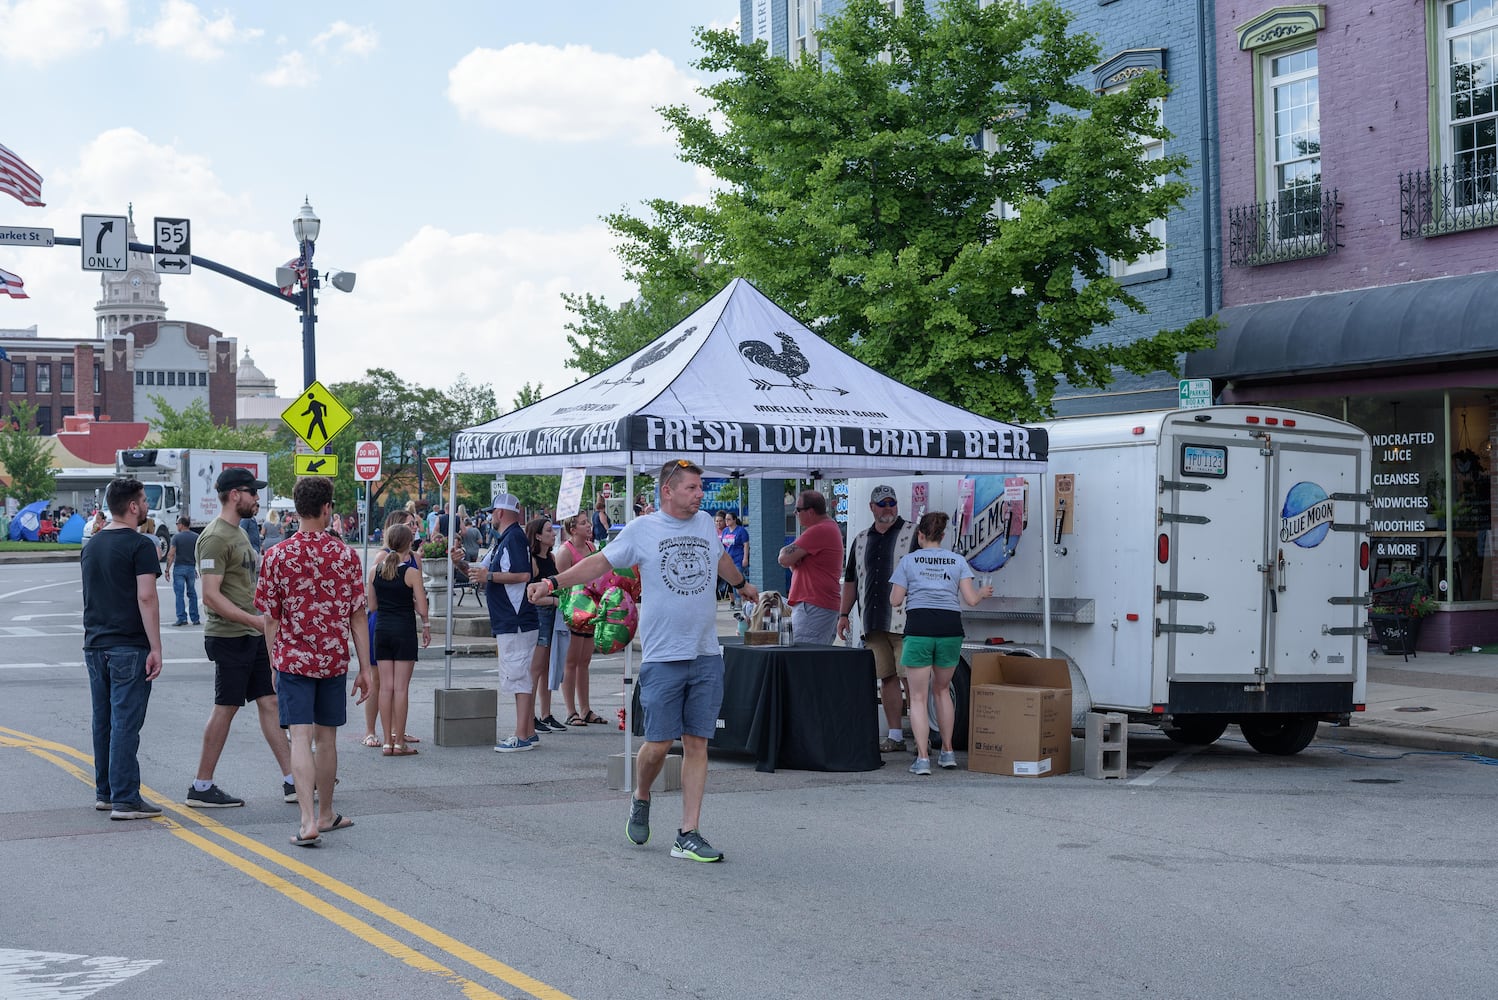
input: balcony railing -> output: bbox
[1399,161,1498,238]
[1227,187,1341,267]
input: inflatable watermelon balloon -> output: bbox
[562,588,600,635]
[593,587,639,654]
[608,565,642,602]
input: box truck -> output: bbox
[115,449,271,557]
[848,406,1371,756]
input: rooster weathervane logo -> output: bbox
[737,331,848,399]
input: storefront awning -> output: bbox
[1186,272,1498,381]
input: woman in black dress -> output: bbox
[367,523,429,756]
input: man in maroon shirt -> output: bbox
[778,490,845,645]
[255,476,371,847]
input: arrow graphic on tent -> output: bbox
[599,327,697,393]
[748,377,849,399]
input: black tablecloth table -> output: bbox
[631,641,881,772]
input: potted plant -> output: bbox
[421,535,449,579]
[1369,571,1436,655]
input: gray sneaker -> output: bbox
[937,750,958,769]
[626,797,650,845]
[111,801,163,821]
[671,828,724,862]
[909,757,932,776]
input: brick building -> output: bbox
[1188,0,1498,648]
[0,215,239,437]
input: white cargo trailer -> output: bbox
[848,406,1372,756]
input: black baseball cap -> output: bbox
[216,467,268,492]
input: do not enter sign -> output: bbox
[354,440,382,482]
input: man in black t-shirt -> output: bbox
[80,477,165,821]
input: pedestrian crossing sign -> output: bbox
[281,380,353,450]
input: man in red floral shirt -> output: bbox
[255,476,371,847]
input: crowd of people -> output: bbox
[79,459,987,860]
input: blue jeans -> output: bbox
[172,565,199,624]
[84,647,153,806]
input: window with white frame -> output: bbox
[792,0,819,59]
[1109,94,1167,278]
[1442,0,1498,204]
[1263,44,1321,240]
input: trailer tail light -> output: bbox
[1354,704,1366,712]
[1282,418,1296,427]
[1264,417,1279,425]
[1126,613,1139,621]
[1359,541,1369,570]
[1132,426,1145,435]
[1152,704,1166,714]
[1157,533,1170,563]
[1245,415,1261,424]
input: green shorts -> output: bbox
[900,634,963,669]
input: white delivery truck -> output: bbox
[848,406,1372,756]
[115,448,271,557]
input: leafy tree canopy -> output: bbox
[146,395,274,452]
[0,401,58,503]
[566,0,1215,419]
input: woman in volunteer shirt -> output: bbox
[888,512,992,776]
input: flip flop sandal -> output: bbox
[361,734,383,747]
[583,711,608,725]
[402,733,421,744]
[290,832,322,848]
[566,713,588,727]
[319,814,354,834]
[390,744,419,756]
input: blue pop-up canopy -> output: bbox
[7,500,46,541]
[57,512,85,543]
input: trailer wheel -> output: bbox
[1237,716,1319,756]
[1162,716,1229,746]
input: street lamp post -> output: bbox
[414,429,426,507]
[291,199,321,389]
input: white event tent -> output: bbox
[441,277,1051,773]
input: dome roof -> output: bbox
[236,347,277,396]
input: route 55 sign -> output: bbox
[154,216,191,275]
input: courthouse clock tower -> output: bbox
[94,205,168,338]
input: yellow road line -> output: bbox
[1,726,573,1000]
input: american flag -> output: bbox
[279,254,308,296]
[0,267,28,299]
[0,143,44,207]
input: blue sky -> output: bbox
[0,0,737,407]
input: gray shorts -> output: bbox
[638,653,724,742]
[791,603,839,645]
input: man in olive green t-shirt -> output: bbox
[187,467,295,809]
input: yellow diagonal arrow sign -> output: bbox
[294,453,339,477]
[281,380,353,451]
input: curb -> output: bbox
[0,551,81,565]
[1318,721,1498,758]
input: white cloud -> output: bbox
[0,0,128,65]
[260,50,316,88]
[134,0,262,60]
[446,43,703,144]
[312,20,378,56]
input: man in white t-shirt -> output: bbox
[529,459,759,863]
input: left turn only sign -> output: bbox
[81,214,127,271]
[294,453,339,477]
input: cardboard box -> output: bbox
[967,653,1072,778]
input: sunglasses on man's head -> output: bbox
[794,505,813,512]
[874,499,897,508]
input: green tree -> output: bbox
[566,0,1215,418]
[145,395,275,451]
[0,401,58,503]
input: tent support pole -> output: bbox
[1041,472,1053,657]
[623,466,636,793]
[443,465,457,689]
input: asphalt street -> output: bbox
[2,561,1495,1000]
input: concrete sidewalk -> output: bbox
[1334,648,1498,757]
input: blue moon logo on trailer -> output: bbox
[1280,481,1334,548]
[961,476,1022,572]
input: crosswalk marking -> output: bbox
[0,948,160,999]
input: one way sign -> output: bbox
[154,216,191,274]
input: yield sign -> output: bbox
[426,456,451,485]
[354,440,382,482]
